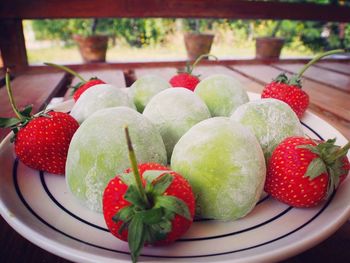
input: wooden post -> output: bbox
[0,19,28,71]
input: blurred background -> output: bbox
[24,17,350,64]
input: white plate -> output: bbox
[1,94,350,263]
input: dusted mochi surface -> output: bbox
[129,75,171,112]
[70,84,135,123]
[143,88,211,160]
[66,106,167,212]
[171,117,266,221]
[194,74,249,117]
[231,98,304,161]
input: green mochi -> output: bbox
[143,88,211,160]
[70,84,135,123]
[171,117,266,221]
[231,98,304,161]
[66,106,167,212]
[129,75,171,113]
[195,74,249,117]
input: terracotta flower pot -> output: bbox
[73,35,108,63]
[255,37,284,60]
[184,33,214,60]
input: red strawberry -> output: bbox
[169,53,216,91]
[262,76,309,118]
[72,78,105,101]
[265,136,350,208]
[44,62,105,101]
[0,69,79,174]
[14,111,79,174]
[261,49,344,118]
[103,127,195,263]
[170,72,200,91]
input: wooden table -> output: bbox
[0,60,350,262]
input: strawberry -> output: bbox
[261,49,344,118]
[44,62,105,101]
[0,69,79,174]
[261,75,309,118]
[103,127,195,263]
[72,78,105,101]
[169,53,216,91]
[265,136,350,208]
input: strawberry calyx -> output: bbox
[71,76,100,94]
[298,138,350,197]
[273,73,302,88]
[0,69,53,141]
[116,127,191,263]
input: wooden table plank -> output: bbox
[315,62,350,75]
[272,63,350,93]
[0,71,68,140]
[230,64,350,124]
[134,67,178,81]
[65,69,126,100]
[0,71,67,117]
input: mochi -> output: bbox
[171,117,266,221]
[231,98,304,161]
[70,84,135,123]
[143,88,211,160]
[129,75,171,112]
[66,107,167,212]
[194,74,249,117]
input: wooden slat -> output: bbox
[1,1,350,22]
[272,63,350,93]
[134,67,177,81]
[0,71,68,140]
[0,19,28,71]
[315,62,350,76]
[64,69,126,100]
[230,64,350,123]
[0,72,68,117]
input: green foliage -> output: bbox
[30,16,349,52]
[113,19,174,48]
[182,19,214,33]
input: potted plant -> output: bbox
[73,18,109,63]
[183,19,215,60]
[255,20,284,60]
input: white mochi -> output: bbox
[231,98,304,160]
[66,107,167,212]
[171,117,266,220]
[143,88,211,160]
[129,75,171,112]
[195,74,249,117]
[70,84,135,123]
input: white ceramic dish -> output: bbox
[0,93,349,263]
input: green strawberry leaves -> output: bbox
[304,157,327,180]
[155,195,192,221]
[128,215,145,263]
[273,73,302,88]
[298,138,350,197]
[0,117,21,128]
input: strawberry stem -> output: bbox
[124,126,150,208]
[44,62,87,82]
[189,53,217,74]
[5,69,24,121]
[297,49,345,78]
